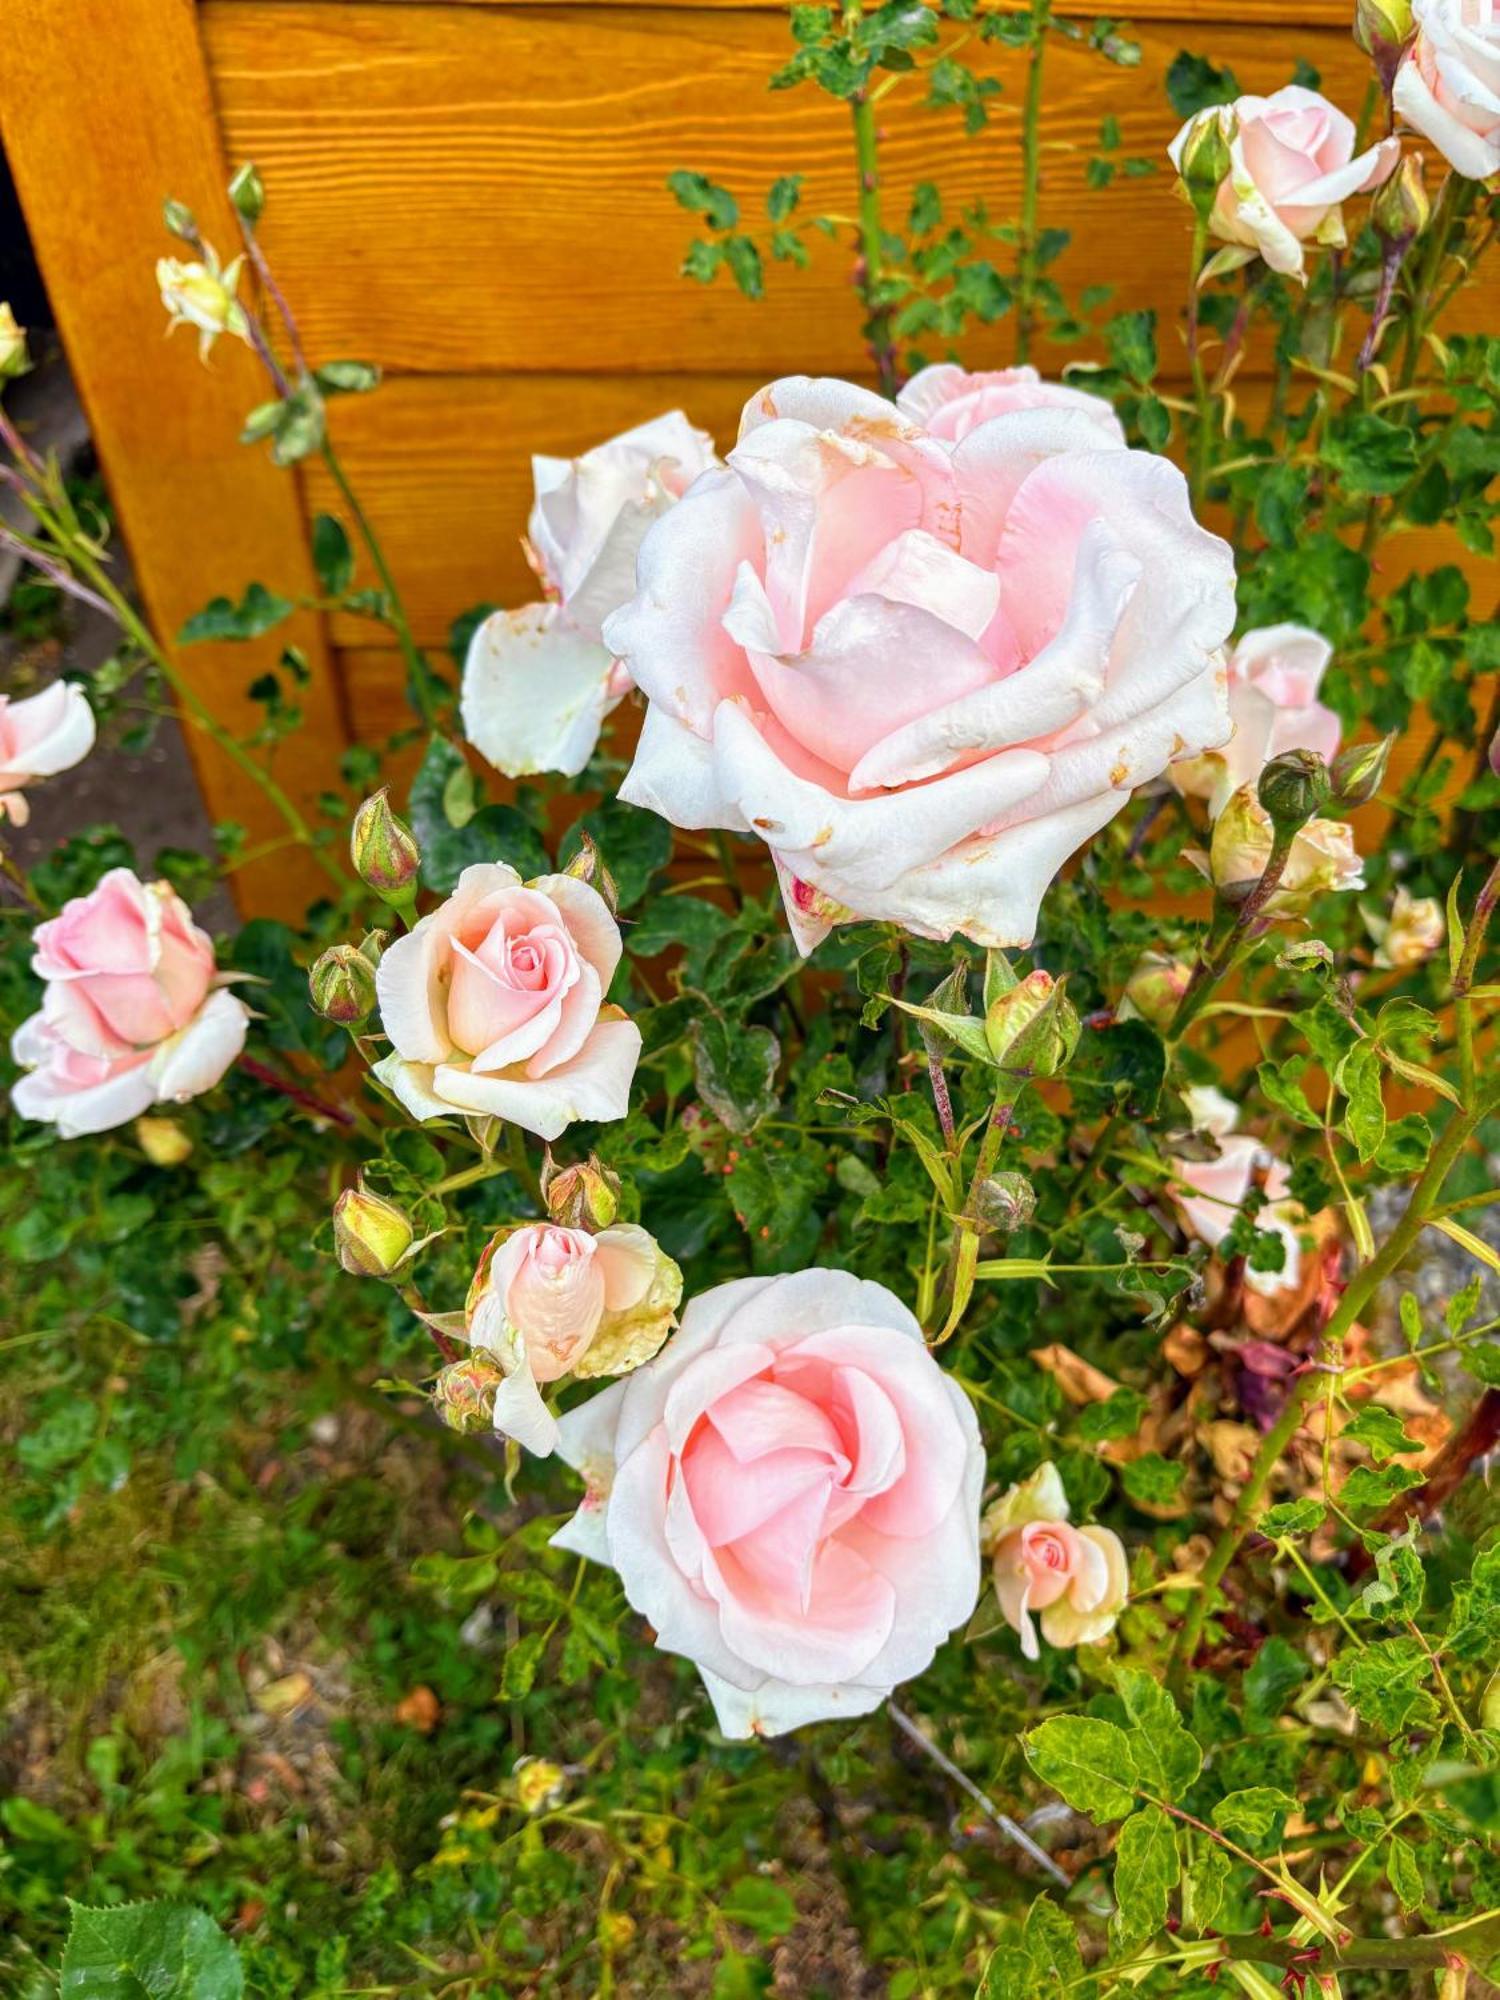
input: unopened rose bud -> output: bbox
[972,1171,1037,1233]
[333,1182,415,1277]
[1353,0,1414,60]
[512,1756,567,1813]
[541,1153,621,1232]
[227,162,265,226]
[309,943,377,1025]
[1257,749,1332,831]
[1330,732,1396,808]
[135,1115,194,1167]
[0,304,30,382]
[984,969,1080,1078]
[157,248,250,362]
[562,831,618,914]
[161,198,199,243]
[1371,153,1429,245]
[1175,107,1234,215]
[350,787,421,900]
[433,1352,504,1434]
[1120,953,1192,1032]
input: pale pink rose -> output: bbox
[1395,0,1500,180]
[982,1463,1129,1659]
[605,376,1235,955]
[1173,624,1342,817]
[1168,1098,1306,1299]
[1170,87,1400,281]
[1366,885,1445,968]
[467,1219,679,1455]
[462,411,717,780]
[0,683,96,825]
[373,863,640,1142]
[895,364,1125,444]
[10,869,248,1137]
[552,1268,984,1738]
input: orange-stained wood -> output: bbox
[0,0,350,915]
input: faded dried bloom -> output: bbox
[157,244,251,361]
[1366,886,1445,968]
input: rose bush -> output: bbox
[605,374,1236,953]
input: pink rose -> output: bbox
[10,868,248,1137]
[1395,0,1500,180]
[552,1268,984,1738]
[1170,87,1399,281]
[0,682,96,825]
[1168,1096,1306,1299]
[1173,623,1342,816]
[605,376,1235,955]
[982,1463,1129,1658]
[895,364,1124,444]
[462,411,717,779]
[467,1219,681,1454]
[373,863,640,1141]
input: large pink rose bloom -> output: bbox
[1394,0,1500,180]
[0,682,96,825]
[896,364,1125,444]
[604,376,1236,954]
[1173,623,1341,816]
[462,411,717,780]
[10,868,248,1137]
[1169,87,1399,281]
[373,863,640,1142]
[553,1268,985,1738]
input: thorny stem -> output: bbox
[1185,214,1214,507]
[1167,823,1298,1042]
[845,5,899,398]
[1013,6,1050,366]
[887,1703,1069,1887]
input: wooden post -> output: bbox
[0,0,349,917]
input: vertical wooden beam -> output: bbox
[0,0,349,916]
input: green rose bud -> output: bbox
[161,197,199,243]
[308,943,377,1025]
[1353,0,1414,59]
[227,162,266,226]
[562,830,619,914]
[971,1171,1037,1233]
[1175,107,1235,217]
[541,1152,622,1232]
[1257,749,1332,831]
[333,1182,415,1278]
[1120,953,1192,1032]
[350,787,421,900]
[984,969,1080,1079]
[432,1353,505,1434]
[1371,153,1429,245]
[1330,732,1396,808]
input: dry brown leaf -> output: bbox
[1029,1344,1122,1405]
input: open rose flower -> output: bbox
[552,1268,984,1738]
[373,863,640,1141]
[895,364,1125,444]
[1190,782,1365,913]
[1170,87,1400,281]
[1168,1093,1307,1298]
[605,376,1235,954]
[0,682,96,825]
[1173,624,1341,817]
[466,1219,682,1455]
[1365,885,1445,967]
[462,411,717,779]
[1394,0,1500,179]
[981,1462,1129,1659]
[10,868,248,1137]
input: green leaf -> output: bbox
[1343,1406,1419,1463]
[1326,414,1420,497]
[1076,1387,1147,1443]
[1164,49,1240,115]
[1260,1498,1325,1537]
[500,1630,547,1699]
[1333,1635,1439,1734]
[1023,1716,1137,1822]
[766,174,803,221]
[1211,1787,1296,1851]
[1243,1636,1307,1732]
[310,513,354,597]
[1182,1841,1232,1935]
[1019,1896,1082,1984]
[1121,1453,1186,1509]
[61,1901,244,2000]
[1445,1544,1500,1662]
[667,169,739,231]
[406,735,548,892]
[1339,1461,1424,1513]
[1358,1534,1425,1622]
[1113,1668,1201,1796]
[179,581,293,645]
[719,1878,797,1940]
[314,359,381,396]
[693,1016,780,1134]
[1336,1041,1387,1164]
[1112,1804,1177,1944]
[1387,1834,1424,1911]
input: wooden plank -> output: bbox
[202,5,1484,382]
[212,0,1359,21]
[0,0,348,916]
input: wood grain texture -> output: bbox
[202,4,1493,381]
[0,0,350,915]
[216,0,1358,19]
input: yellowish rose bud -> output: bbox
[1176,107,1235,214]
[541,1152,621,1232]
[1120,953,1192,1032]
[561,830,619,914]
[432,1352,505,1434]
[1353,0,1414,59]
[1371,152,1430,244]
[333,1182,415,1278]
[1330,732,1396,807]
[135,1115,194,1167]
[984,969,1080,1078]
[308,943,378,1025]
[0,304,30,382]
[157,246,250,362]
[512,1756,567,1814]
[350,787,421,900]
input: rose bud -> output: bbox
[1173,105,1236,214]
[1257,748,1333,831]
[1120,953,1192,1032]
[972,1171,1037,1233]
[984,970,1080,1078]
[0,303,30,382]
[1371,152,1430,245]
[541,1152,621,1232]
[561,831,619,915]
[350,787,421,901]
[1330,732,1396,808]
[309,943,378,1025]
[1354,0,1414,58]
[227,161,266,225]
[1365,886,1445,968]
[333,1182,416,1278]
[432,1352,505,1434]
[135,1115,194,1167]
[981,1462,1130,1659]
